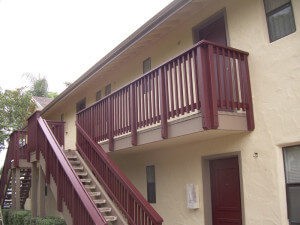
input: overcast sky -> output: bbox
[0,0,173,166]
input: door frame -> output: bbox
[192,8,230,46]
[202,152,245,225]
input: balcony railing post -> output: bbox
[244,55,254,130]
[108,97,114,151]
[159,67,168,139]
[130,83,137,146]
[14,132,19,167]
[197,44,219,129]
[27,111,41,161]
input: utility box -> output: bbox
[186,184,199,209]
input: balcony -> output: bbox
[76,40,254,152]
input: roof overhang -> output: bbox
[41,0,193,116]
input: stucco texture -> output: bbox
[42,0,300,224]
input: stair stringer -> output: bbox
[71,150,128,225]
[38,154,73,225]
[1,169,12,208]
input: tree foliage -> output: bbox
[24,73,48,97]
[0,88,33,151]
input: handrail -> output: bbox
[0,142,12,206]
[76,121,163,225]
[77,40,254,151]
[36,117,107,225]
[0,130,28,206]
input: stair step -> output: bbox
[67,156,77,160]
[94,199,106,205]
[76,172,88,177]
[73,166,84,171]
[84,185,96,190]
[99,207,112,213]
[80,179,92,183]
[89,192,101,197]
[70,161,80,165]
[105,216,117,222]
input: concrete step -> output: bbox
[94,199,106,205]
[73,166,84,171]
[84,185,96,190]
[104,216,117,222]
[76,172,88,177]
[99,207,112,213]
[70,161,80,165]
[89,192,101,197]
[80,179,92,183]
[67,155,77,160]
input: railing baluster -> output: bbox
[173,61,180,116]
[188,52,195,111]
[159,67,168,139]
[130,83,137,146]
[222,48,229,109]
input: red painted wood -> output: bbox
[210,157,242,225]
[215,47,223,108]
[159,67,168,139]
[232,52,240,110]
[244,56,255,131]
[178,57,184,115]
[192,49,201,110]
[76,121,164,225]
[31,117,107,225]
[163,65,170,119]
[182,55,190,113]
[197,45,212,129]
[187,52,195,111]
[238,53,246,111]
[227,50,235,109]
[74,40,253,150]
[130,83,137,146]
[173,61,180,116]
[208,44,219,129]
[221,48,229,109]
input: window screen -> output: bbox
[96,90,102,101]
[143,57,151,74]
[264,0,296,42]
[283,145,300,224]
[146,165,156,203]
[105,84,111,96]
[76,98,86,113]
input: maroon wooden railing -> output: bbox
[0,130,28,205]
[46,120,65,148]
[77,40,254,151]
[29,116,107,225]
[76,121,163,225]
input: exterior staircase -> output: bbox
[2,169,31,210]
[65,150,127,225]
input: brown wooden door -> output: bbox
[198,16,227,46]
[210,157,242,225]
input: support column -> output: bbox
[38,165,45,218]
[15,168,21,210]
[31,162,38,217]
[11,169,16,210]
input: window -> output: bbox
[263,0,296,42]
[143,58,152,93]
[76,98,86,113]
[192,10,227,46]
[105,84,111,96]
[146,165,156,203]
[143,57,151,74]
[283,145,300,224]
[96,90,102,101]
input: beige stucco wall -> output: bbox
[42,0,300,224]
